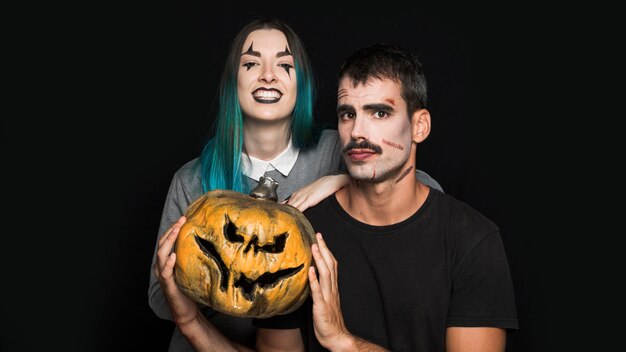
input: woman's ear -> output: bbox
[411,109,431,143]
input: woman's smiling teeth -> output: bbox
[253,88,282,103]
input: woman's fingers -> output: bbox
[158,216,186,247]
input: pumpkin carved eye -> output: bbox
[224,215,244,243]
[174,176,316,318]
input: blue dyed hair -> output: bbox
[199,18,317,193]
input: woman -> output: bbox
[150,18,441,351]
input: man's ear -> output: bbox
[411,109,431,143]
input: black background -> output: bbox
[3,3,566,351]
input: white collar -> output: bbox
[242,137,300,181]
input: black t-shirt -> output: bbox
[254,189,518,351]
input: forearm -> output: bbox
[324,333,389,352]
[147,281,174,320]
[178,312,254,352]
[352,336,389,352]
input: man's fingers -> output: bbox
[315,233,338,289]
[312,243,334,299]
[308,266,323,302]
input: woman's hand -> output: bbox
[154,216,198,326]
[284,174,349,212]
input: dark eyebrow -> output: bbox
[241,43,260,57]
[336,104,354,115]
[276,46,292,58]
[362,103,395,113]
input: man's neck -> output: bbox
[336,175,430,226]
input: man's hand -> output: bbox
[308,232,351,349]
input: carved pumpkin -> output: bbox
[174,177,316,318]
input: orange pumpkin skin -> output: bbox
[174,189,316,318]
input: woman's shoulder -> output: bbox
[301,128,339,153]
[318,128,339,141]
[172,157,202,183]
[313,129,339,149]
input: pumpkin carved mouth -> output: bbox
[233,265,304,301]
[194,214,305,301]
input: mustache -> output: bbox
[341,140,383,154]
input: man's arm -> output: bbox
[446,327,506,352]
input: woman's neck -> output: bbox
[243,119,291,161]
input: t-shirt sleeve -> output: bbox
[446,231,519,330]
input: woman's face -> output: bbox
[237,29,297,123]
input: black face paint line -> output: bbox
[277,46,293,78]
[242,43,259,57]
[242,43,260,71]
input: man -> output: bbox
[155,42,518,351]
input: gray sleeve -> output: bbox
[319,129,343,176]
[280,129,343,200]
[415,169,444,192]
[147,171,194,321]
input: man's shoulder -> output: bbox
[431,190,499,233]
[302,194,336,218]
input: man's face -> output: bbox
[237,29,297,122]
[337,77,414,183]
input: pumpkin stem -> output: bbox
[249,176,279,202]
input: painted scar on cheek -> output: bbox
[382,139,404,150]
[395,165,413,183]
